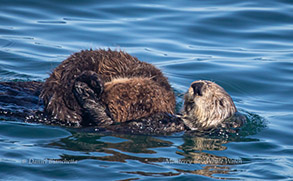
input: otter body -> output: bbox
[40,49,175,127]
[0,81,184,135]
[0,49,244,135]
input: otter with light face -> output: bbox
[38,49,242,134]
[181,80,237,131]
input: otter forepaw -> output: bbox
[75,70,104,97]
[73,81,113,126]
[73,81,97,107]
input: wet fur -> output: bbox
[103,77,175,122]
[40,49,175,127]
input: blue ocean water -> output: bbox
[0,0,292,180]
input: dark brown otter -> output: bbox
[40,49,175,127]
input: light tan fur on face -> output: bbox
[181,80,237,130]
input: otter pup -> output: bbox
[40,49,175,127]
[72,72,175,127]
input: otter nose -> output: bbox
[191,82,204,96]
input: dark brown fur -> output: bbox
[0,81,184,135]
[40,49,175,126]
[102,77,175,122]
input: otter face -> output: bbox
[182,80,237,130]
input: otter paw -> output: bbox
[75,70,104,97]
[73,81,98,107]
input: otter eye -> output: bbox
[219,99,224,107]
[191,82,204,96]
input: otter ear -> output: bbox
[191,82,204,96]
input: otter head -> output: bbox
[181,80,237,131]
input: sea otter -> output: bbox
[0,49,242,135]
[40,49,176,127]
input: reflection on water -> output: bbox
[46,112,263,179]
[49,133,241,179]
